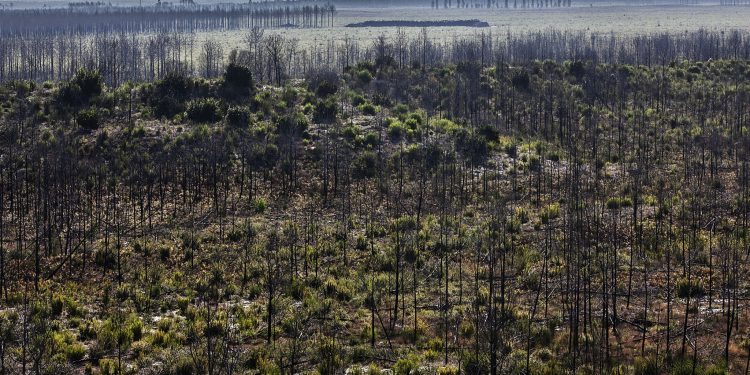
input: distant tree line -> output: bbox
[0,1,336,37]
[1,28,749,85]
[430,0,572,9]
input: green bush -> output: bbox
[393,104,409,115]
[128,317,144,341]
[51,295,64,316]
[253,197,267,213]
[223,63,254,90]
[151,73,191,118]
[94,248,116,268]
[169,355,195,375]
[76,108,100,130]
[461,351,488,375]
[186,98,222,123]
[363,131,380,147]
[316,337,342,374]
[393,354,420,375]
[387,119,407,140]
[56,83,83,107]
[78,320,98,341]
[277,112,308,137]
[65,342,87,362]
[634,355,659,375]
[313,99,338,123]
[225,106,250,128]
[154,96,185,119]
[512,70,530,90]
[315,80,338,98]
[351,93,366,107]
[155,72,191,99]
[606,197,632,210]
[57,69,104,107]
[358,102,378,115]
[356,69,373,84]
[677,278,705,298]
[456,129,489,165]
[569,60,586,79]
[99,358,120,375]
[352,151,378,180]
[540,203,561,224]
[514,207,530,224]
[73,69,103,99]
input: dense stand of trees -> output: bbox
[2,28,750,86]
[1,25,750,373]
[0,1,336,37]
[430,0,572,9]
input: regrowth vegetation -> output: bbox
[2,32,750,375]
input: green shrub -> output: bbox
[352,151,378,180]
[459,319,475,338]
[671,359,695,375]
[461,351,488,374]
[222,63,254,92]
[316,337,342,374]
[76,108,100,130]
[358,102,378,115]
[186,98,222,123]
[404,117,419,130]
[512,70,530,90]
[607,197,634,210]
[351,93,366,107]
[277,112,308,137]
[677,278,705,298]
[634,355,659,375]
[56,83,83,107]
[372,93,392,107]
[393,354,420,375]
[57,69,103,107]
[128,317,144,341]
[225,106,250,128]
[253,197,267,213]
[547,150,561,162]
[540,203,561,224]
[313,99,338,123]
[168,354,195,375]
[78,320,98,341]
[529,155,542,171]
[456,129,489,165]
[514,207,530,224]
[151,73,191,118]
[51,295,64,316]
[315,80,338,98]
[394,104,409,115]
[73,69,103,99]
[569,60,586,79]
[387,119,407,140]
[94,248,116,268]
[154,96,185,119]
[433,118,460,134]
[356,69,373,84]
[65,342,87,362]
[99,358,120,375]
[620,197,633,207]
[155,72,191,99]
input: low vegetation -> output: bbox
[0,40,749,374]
